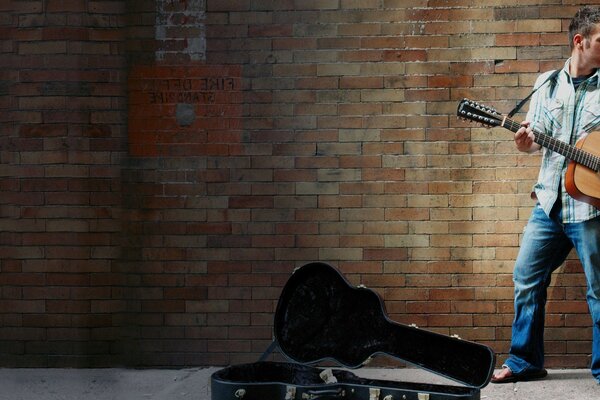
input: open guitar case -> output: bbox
[211,262,496,400]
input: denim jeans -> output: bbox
[504,203,600,381]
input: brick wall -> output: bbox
[1,0,593,368]
[1,0,127,366]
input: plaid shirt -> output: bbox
[527,59,600,223]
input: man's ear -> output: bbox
[573,33,585,49]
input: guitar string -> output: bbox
[501,118,600,171]
[462,101,600,171]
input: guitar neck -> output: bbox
[501,116,600,172]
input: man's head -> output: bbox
[569,6,600,50]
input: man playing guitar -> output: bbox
[492,6,600,384]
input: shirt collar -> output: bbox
[563,58,600,88]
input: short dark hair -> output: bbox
[569,6,600,49]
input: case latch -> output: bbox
[285,386,297,400]
[369,388,380,400]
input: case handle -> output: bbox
[301,388,345,399]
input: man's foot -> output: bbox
[491,367,548,384]
[491,367,513,383]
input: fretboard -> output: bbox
[501,117,600,172]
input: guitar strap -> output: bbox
[508,69,561,118]
[258,339,279,362]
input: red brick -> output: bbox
[428,75,473,88]
[382,50,427,62]
[207,0,251,12]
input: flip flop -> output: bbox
[491,368,548,384]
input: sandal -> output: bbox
[491,367,548,384]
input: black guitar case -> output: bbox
[211,262,495,400]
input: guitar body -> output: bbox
[566,131,600,208]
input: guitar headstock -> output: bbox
[457,98,504,128]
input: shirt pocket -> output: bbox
[581,106,600,133]
[540,98,563,134]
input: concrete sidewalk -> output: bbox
[0,367,598,400]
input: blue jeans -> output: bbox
[504,203,600,381]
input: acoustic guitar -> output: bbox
[457,98,600,209]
